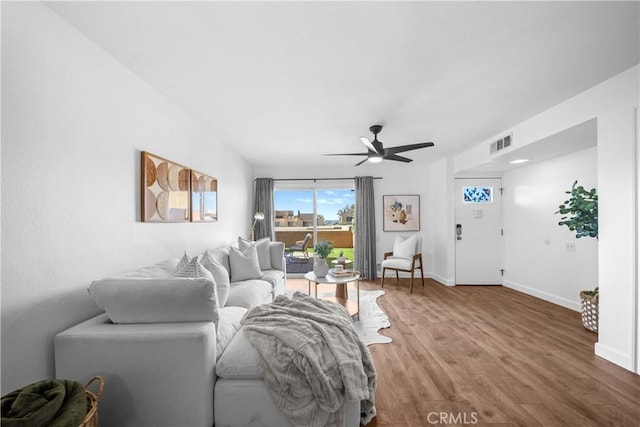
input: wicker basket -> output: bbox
[80,376,104,427]
[580,291,598,333]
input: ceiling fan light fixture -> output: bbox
[324,123,435,166]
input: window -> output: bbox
[463,187,493,203]
[274,185,355,275]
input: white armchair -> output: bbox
[380,235,424,293]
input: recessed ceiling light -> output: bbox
[509,159,530,164]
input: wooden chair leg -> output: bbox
[419,255,425,287]
[410,271,414,293]
[381,268,386,288]
[395,271,399,284]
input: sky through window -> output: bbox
[274,189,354,221]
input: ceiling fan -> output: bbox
[325,125,435,166]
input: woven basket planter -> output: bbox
[80,376,104,427]
[579,291,598,333]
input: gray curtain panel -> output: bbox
[253,178,274,240]
[355,176,377,280]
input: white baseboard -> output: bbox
[428,272,455,286]
[503,280,581,312]
[595,342,634,372]
[378,269,454,286]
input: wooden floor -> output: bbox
[287,278,640,427]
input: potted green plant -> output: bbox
[556,180,599,332]
[313,240,333,278]
[337,250,346,264]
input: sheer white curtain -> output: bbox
[355,176,377,279]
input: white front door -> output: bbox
[455,178,503,285]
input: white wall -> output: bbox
[635,106,639,373]
[597,104,637,370]
[452,65,639,371]
[1,2,253,393]
[429,157,455,285]
[253,161,432,277]
[502,147,598,311]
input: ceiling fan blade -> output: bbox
[323,153,369,156]
[354,158,369,166]
[384,142,434,155]
[384,154,413,163]
[360,137,379,154]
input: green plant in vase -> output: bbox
[313,240,333,278]
[556,180,598,239]
[555,180,599,332]
[314,240,333,259]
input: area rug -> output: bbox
[285,288,392,345]
[321,289,393,346]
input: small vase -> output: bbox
[313,257,329,278]
[337,256,346,264]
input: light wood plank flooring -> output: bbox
[286,278,640,426]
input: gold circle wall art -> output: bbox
[141,152,191,222]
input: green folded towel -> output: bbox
[1,379,87,427]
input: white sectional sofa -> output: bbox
[55,240,360,427]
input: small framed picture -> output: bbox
[383,194,420,231]
[190,169,218,222]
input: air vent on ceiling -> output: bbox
[490,134,513,154]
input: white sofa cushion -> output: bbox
[201,253,231,307]
[381,256,413,270]
[216,326,262,379]
[238,237,272,270]
[229,246,262,282]
[88,277,219,325]
[226,279,272,308]
[260,269,285,290]
[217,306,248,359]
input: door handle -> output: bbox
[456,224,462,240]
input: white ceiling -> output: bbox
[46,1,639,169]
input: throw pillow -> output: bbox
[88,277,219,325]
[228,245,262,282]
[238,237,272,270]
[174,256,214,281]
[175,251,192,272]
[207,246,231,275]
[393,235,417,259]
[201,252,231,307]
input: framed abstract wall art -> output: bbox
[141,152,190,222]
[190,169,218,222]
[383,194,420,231]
